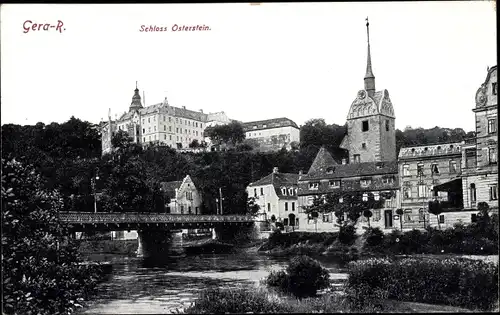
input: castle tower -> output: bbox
[340,18,396,163]
[129,81,143,112]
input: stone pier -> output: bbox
[136,230,174,258]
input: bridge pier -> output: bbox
[136,230,174,258]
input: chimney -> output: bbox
[182,106,186,109]
[200,109,203,113]
[342,158,347,165]
[273,167,279,174]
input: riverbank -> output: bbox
[77,239,138,256]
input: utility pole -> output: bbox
[93,168,100,213]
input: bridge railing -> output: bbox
[59,212,254,224]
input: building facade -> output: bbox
[101,87,231,154]
[242,118,300,152]
[398,142,463,229]
[461,65,498,211]
[161,175,203,215]
[247,167,299,230]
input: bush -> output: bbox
[265,255,330,298]
[338,225,357,245]
[364,227,384,248]
[183,287,292,314]
[346,257,499,311]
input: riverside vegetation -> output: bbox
[183,253,498,313]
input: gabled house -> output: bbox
[297,147,399,233]
[161,175,202,214]
[247,167,300,230]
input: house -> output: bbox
[242,118,300,152]
[247,167,300,231]
[398,142,464,229]
[297,147,400,233]
[160,175,203,214]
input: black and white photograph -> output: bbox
[1,2,498,314]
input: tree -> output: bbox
[1,158,102,315]
[428,200,443,230]
[396,208,404,230]
[205,122,246,147]
[247,196,260,216]
[189,139,200,148]
[363,209,373,228]
[111,129,134,151]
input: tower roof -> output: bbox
[307,147,338,175]
[130,81,143,111]
[364,17,376,96]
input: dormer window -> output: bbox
[281,187,287,195]
[329,180,341,188]
[360,178,372,187]
[431,164,440,174]
[309,182,319,190]
[288,188,294,196]
[326,167,335,174]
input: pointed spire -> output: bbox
[364,17,376,97]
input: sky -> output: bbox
[1,2,497,132]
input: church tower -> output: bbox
[340,18,396,163]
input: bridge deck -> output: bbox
[59,212,255,224]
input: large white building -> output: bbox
[242,118,300,152]
[101,85,231,154]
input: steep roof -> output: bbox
[301,160,398,181]
[248,171,300,200]
[347,89,395,120]
[307,147,338,175]
[242,117,299,131]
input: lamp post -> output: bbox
[418,168,427,229]
[92,168,100,213]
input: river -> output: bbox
[76,251,348,314]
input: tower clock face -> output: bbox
[475,87,487,106]
[358,90,366,98]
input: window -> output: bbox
[164,135,166,140]
[490,185,498,200]
[169,126,172,132]
[385,119,390,131]
[362,143,366,149]
[154,126,156,132]
[186,192,193,200]
[322,213,330,222]
[362,120,369,132]
[493,82,498,95]
[143,137,145,142]
[439,215,445,224]
[449,161,457,173]
[289,188,294,196]
[431,164,439,175]
[292,202,295,211]
[418,184,427,198]
[254,188,257,197]
[373,192,380,201]
[148,136,151,141]
[148,127,151,133]
[281,188,287,195]
[403,187,411,199]
[180,205,184,214]
[382,176,395,184]
[353,154,361,163]
[142,128,145,134]
[154,116,156,121]
[142,119,145,124]
[176,118,178,123]
[360,178,372,187]
[154,135,156,141]
[169,135,172,140]
[373,209,381,221]
[285,202,288,211]
[267,203,271,212]
[489,148,497,164]
[164,126,166,131]
[200,124,203,128]
[326,167,335,174]
[417,163,424,176]
[309,182,319,190]
[169,117,172,122]
[329,180,341,188]
[404,209,413,222]
[148,118,151,123]
[185,129,187,134]
[260,188,264,196]
[362,193,368,201]
[403,164,410,176]
[488,119,497,133]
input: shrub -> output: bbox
[346,257,499,311]
[338,225,357,245]
[183,287,292,314]
[265,255,330,298]
[364,227,384,248]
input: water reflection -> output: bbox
[78,252,347,315]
